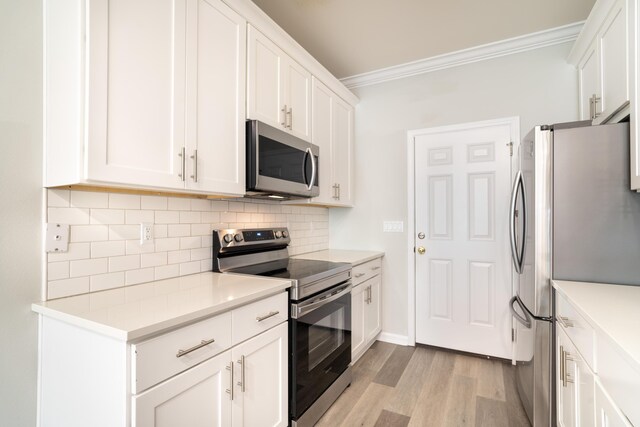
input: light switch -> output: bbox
[45,223,70,253]
[383,221,404,232]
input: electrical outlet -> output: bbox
[140,223,153,244]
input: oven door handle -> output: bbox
[291,283,352,319]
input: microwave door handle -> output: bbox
[309,148,317,189]
[303,148,314,191]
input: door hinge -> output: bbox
[507,142,514,157]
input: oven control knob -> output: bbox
[282,230,289,238]
[275,231,282,238]
[223,233,234,244]
[234,234,244,242]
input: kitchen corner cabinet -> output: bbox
[39,292,288,427]
[351,257,382,363]
[44,0,246,196]
[247,25,311,142]
[293,78,354,207]
[570,0,629,124]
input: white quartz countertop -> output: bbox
[552,280,640,369]
[293,249,384,265]
[32,272,291,342]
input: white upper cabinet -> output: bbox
[247,25,311,142]
[571,0,629,123]
[45,0,246,196]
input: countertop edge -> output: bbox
[32,282,291,342]
[293,249,385,265]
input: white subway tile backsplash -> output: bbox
[90,272,124,292]
[70,191,109,209]
[155,264,179,280]
[70,258,108,278]
[91,209,125,225]
[109,193,140,209]
[48,207,90,224]
[109,255,140,272]
[91,241,125,258]
[168,250,191,264]
[125,210,154,225]
[70,225,109,242]
[48,242,91,262]
[168,197,190,211]
[155,210,180,224]
[48,277,90,299]
[47,190,329,299]
[48,261,69,281]
[141,195,167,210]
[125,268,155,286]
[141,252,167,268]
[168,224,190,237]
[48,189,70,207]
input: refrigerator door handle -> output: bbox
[509,171,525,273]
[509,295,531,329]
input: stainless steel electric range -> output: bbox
[212,227,352,427]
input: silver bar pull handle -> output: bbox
[589,95,594,120]
[190,149,198,182]
[559,345,566,387]
[226,361,234,400]
[558,316,574,328]
[354,273,365,278]
[371,266,381,271]
[337,183,341,200]
[287,107,293,129]
[256,311,279,322]
[178,147,186,181]
[237,355,245,392]
[176,338,215,358]
[593,95,601,118]
[281,105,287,127]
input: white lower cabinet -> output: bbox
[351,257,382,363]
[594,379,632,427]
[134,350,233,427]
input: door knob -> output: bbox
[417,247,426,255]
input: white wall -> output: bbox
[0,0,42,425]
[330,42,579,340]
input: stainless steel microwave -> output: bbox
[246,120,319,199]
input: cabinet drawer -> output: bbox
[596,332,640,426]
[556,291,596,371]
[132,311,232,393]
[232,292,288,346]
[352,258,382,286]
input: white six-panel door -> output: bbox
[414,120,514,359]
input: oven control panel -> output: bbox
[214,227,290,250]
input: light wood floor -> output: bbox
[316,341,531,427]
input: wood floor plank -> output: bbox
[475,396,509,427]
[407,351,456,427]
[476,359,506,401]
[443,374,477,427]
[373,345,416,387]
[501,363,532,427]
[453,353,482,378]
[374,409,411,427]
[384,346,436,417]
[339,382,394,427]
[357,340,397,372]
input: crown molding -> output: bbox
[340,21,584,89]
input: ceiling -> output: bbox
[250,0,596,79]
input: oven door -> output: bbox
[246,120,319,198]
[290,282,351,420]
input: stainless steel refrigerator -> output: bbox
[508,120,640,427]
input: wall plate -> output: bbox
[45,223,70,253]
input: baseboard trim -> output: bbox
[377,332,410,346]
[340,21,584,89]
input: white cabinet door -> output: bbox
[185,0,246,195]
[133,350,232,427]
[578,42,600,121]
[247,26,283,130]
[231,322,288,427]
[595,380,632,427]
[597,0,629,124]
[332,96,354,206]
[364,275,382,343]
[87,0,186,189]
[310,77,335,205]
[558,328,578,427]
[351,283,366,361]
[284,58,311,141]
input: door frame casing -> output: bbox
[406,116,520,347]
